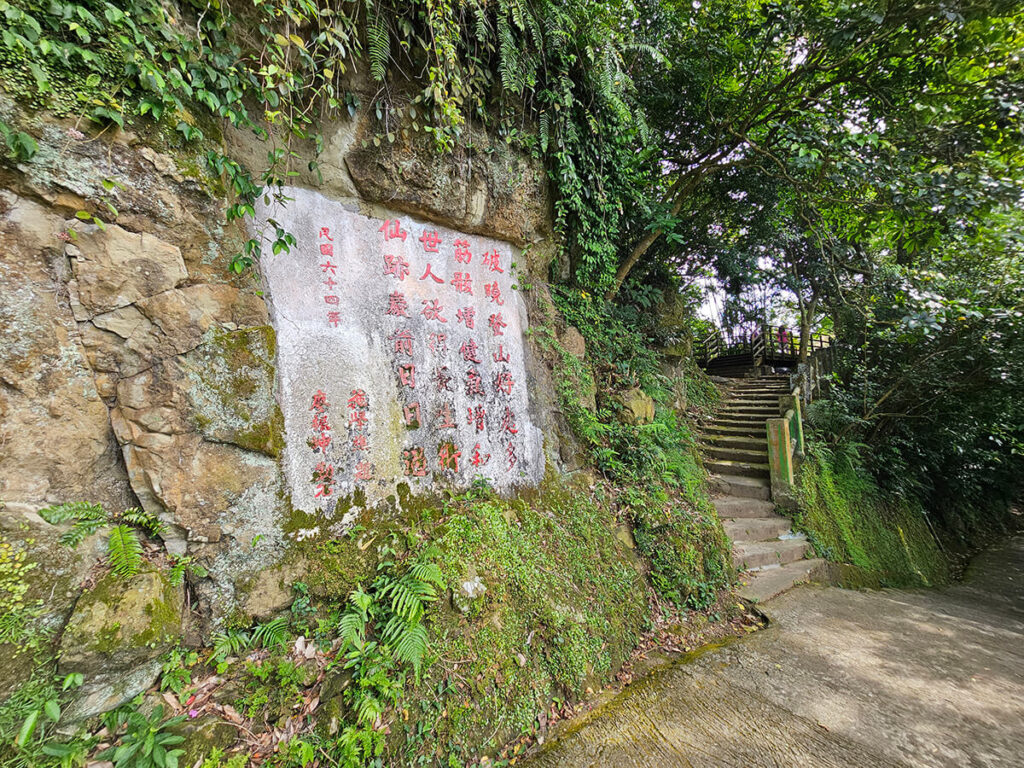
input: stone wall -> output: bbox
[0,93,561,713]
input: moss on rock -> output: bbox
[184,326,285,458]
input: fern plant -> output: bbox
[330,546,444,734]
[107,525,143,578]
[38,502,106,547]
[252,617,290,650]
[37,501,161,580]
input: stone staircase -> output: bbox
[704,376,825,603]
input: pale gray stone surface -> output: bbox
[525,537,1024,768]
[257,187,544,519]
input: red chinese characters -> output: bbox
[319,227,333,241]
[390,329,414,357]
[505,442,518,470]
[384,253,410,281]
[438,442,461,471]
[467,405,486,432]
[493,344,510,363]
[313,462,334,498]
[403,402,421,428]
[309,390,331,453]
[428,333,448,354]
[354,461,373,481]
[493,370,515,395]
[324,295,340,305]
[419,229,442,253]
[436,402,456,429]
[380,219,408,241]
[320,243,334,256]
[470,443,491,467]
[398,364,416,389]
[422,299,448,323]
[484,281,504,305]
[419,263,444,284]
[386,292,410,317]
[456,307,475,330]
[481,249,504,273]
[451,272,473,294]
[488,312,507,336]
[402,446,427,477]
[459,339,482,363]
[465,368,485,397]
[347,389,370,452]
[327,311,342,328]
[501,406,519,435]
[453,239,472,264]
[434,366,453,392]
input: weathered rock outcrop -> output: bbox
[58,567,185,720]
[0,84,561,693]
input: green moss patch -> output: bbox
[794,447,950,587]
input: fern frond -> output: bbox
[211,629,251,661]
[120,506,165,536]
[338,610,366,647]
[38,501,104,525]
[364,0,389,82]
[107,524,143,579]
[252,616,289,649]
[382,616,428,672]
[39,501,107,548]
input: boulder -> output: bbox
[0,192,133,514]
[614,388,656,425]
[66,223,187,318]
[173,716,239,767]
[59,567,185,721]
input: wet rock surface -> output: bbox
[525,536,1024,767]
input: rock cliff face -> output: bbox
[0,94,559,712]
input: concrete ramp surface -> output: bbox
[525,537,1024,767]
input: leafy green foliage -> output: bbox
[793,442,949,587]
[0,118,36,161]
[38,501,105,548]
[251,617,290,651]
[107,525,143,579]
[167,555,207,587]
[98,704,186,768]
[118,507,163,537]
[159,649,199,700]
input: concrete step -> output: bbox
[712,417,770,430]
[709,474,771,500]
[723,398,783,407]
[706,459,770,479]
[719,408,779,418]
[733,538,810,570]
[706,424,767,439]
[712,496,776,518]
[738,558,827,603]
[704,434,767,451]
[705,446,768,464]
[723,517,792,543]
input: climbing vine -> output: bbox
[0,0,653,285]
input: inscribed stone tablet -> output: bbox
[256,188,544,522]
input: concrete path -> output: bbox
[524,536,1024,767]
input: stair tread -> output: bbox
[712,497,776,517]
[738,559,827,603]
[732,538,810,569]
[707,459,771,470]
[723,517,792,543]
